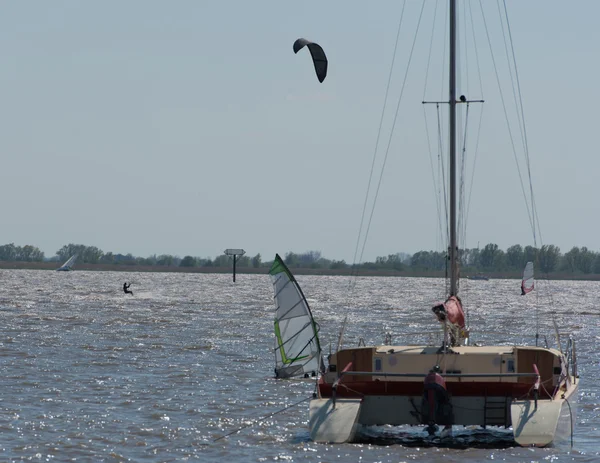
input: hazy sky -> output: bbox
[1,1,598,262]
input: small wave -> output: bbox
[182,344,214,351]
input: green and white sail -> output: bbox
[269,254,322,379]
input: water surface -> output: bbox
[0,270,597,462]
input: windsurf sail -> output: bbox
[521,261,534,295]
[56,254,77,271]
[269,254,322,379]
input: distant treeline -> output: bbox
[1,242,599,276]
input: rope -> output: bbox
[338,383,366,398]
[211,396,312,443]
[564,396,574,448]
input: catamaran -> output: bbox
[56,254,77,272]
[269,254,323,379]
[308,1,577,447]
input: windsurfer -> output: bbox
[123,282,133,295]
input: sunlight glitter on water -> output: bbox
[0,270,598,462]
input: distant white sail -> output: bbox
[521,261,534,295]
[57,254,77,271]
[269,254,322,379]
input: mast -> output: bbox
[449,0,458,296]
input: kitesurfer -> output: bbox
[123,282,133,295]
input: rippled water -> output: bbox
[0,270,598,462]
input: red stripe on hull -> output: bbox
[318,379,546,399]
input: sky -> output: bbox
[1,1,598,263]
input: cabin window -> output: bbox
[507,359,515,372]
[375,358,382,371]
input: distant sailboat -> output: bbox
[269,254,323,379]
[521,261,534,295]
[56,254,77,271]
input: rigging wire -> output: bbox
[421,0,453,296]
[436,104,451,296]
[457,1,469,255]
[348,1,547,333]
[436,104,449,246]
[501,0,541,247]
[421,0,451,296]
[438,0,449,255]
[462,1,470,97]
[355,1,427,270]
[342,1,409,350]
[463,0,486,244]
[422,0,446,254]
[496,0,527,176]
[501,0,558,315]
[440,0,449,103]
[463,105,485,252]
[348,0,408,291]
[423,104,445,253]
[440,0,449,254]
[478,0,536,240]
[458,102,471,290]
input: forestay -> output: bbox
[269,254,322,379]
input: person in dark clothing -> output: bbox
[123,282,133,295]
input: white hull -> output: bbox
[511,380,578,447]
[311,383,577,447]
[309,399,362,443]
